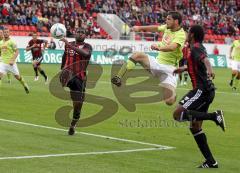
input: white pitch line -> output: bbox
[0,118,174,149]
[0,148,164,160]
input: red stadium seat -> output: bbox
[30,26,37,32]
[24,25,31,32]
[205,34,210,40]
[11,31,19,36]
[18,25,25,31]
[12,25,19,31]
[5,25,13,30]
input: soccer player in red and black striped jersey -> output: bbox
[26,32,48,83]
[173,25,225,168]
[60,28,92,135]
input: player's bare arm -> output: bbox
[132,25,159,32]
[173,65,187,75]
[151,42,180,52]
[26,43,37,51]
[202,57,215,79]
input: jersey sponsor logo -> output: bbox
[162,35,172,45]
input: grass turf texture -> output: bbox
[0,64,239,173]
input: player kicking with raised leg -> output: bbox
[26,32,48,84]
[111,11,186,105]
[0,28,29,93]
[60,28,92,135]
[173,25,225,168]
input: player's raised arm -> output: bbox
[132,25,159,32]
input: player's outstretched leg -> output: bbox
[15,75,30,94]
[38,66,48,84]
[173,107,226,131]
[162,83,176,106]
[111,52,150,87]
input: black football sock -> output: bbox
[191,129,216,164]
[181,110,216,122]
[70,110,80,127]
[40,70,47,79]
[184,73,188,82]
[34,67,38,76]
[179,74,182,83]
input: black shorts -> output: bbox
[179,88,215,112]
[179,58,187,67]
[67,77,86,102]
[33,56,43,65]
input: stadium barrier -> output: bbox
[16,48,227,67]
[11,37,229,67]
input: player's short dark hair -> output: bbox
[168,11,182,25]
[189,25,205,43]
[76,28,86,34]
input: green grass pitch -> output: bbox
[0,64,239,173]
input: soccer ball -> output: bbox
[50,23,66,39]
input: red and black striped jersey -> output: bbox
[61,41,92,80]
[27,39,45,58]
[182,43,190,59]
[187,43,211,90]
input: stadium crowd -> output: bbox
[0,0,240,43]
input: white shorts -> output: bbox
[231,60,240,71]
[148,56,177,88]
[0,62,20,76]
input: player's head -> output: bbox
[0,29,3,40]
[166,11,182,29]
[32,32,38,40]
[188,25,204,43]
[3,27,10,39]
[75,28,86,43]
